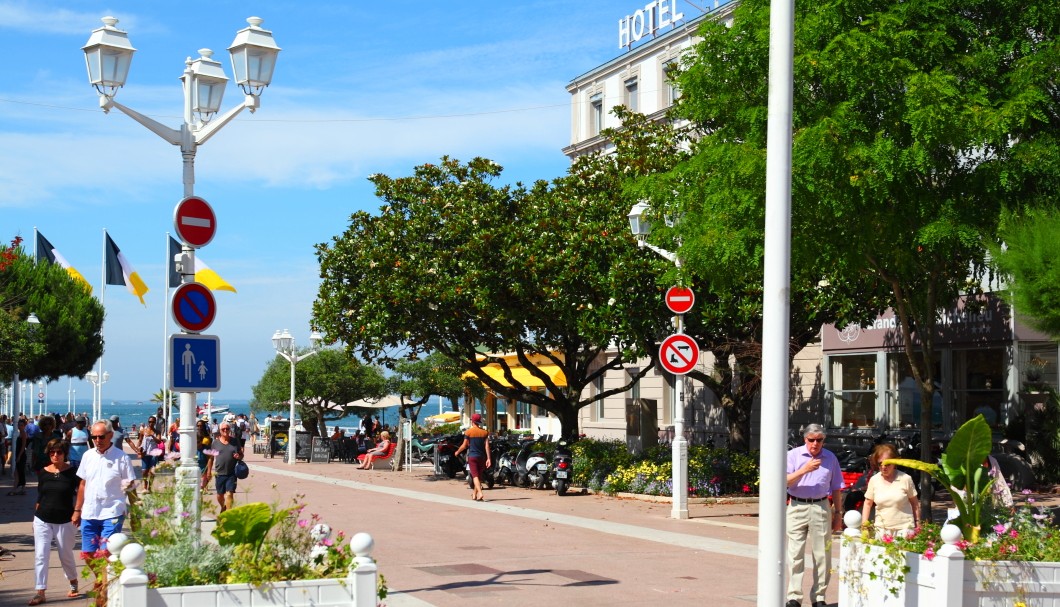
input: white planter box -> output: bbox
[107,534,378,607]
[840,532,1060,607]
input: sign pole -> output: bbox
[672,313,688,520]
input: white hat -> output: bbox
[224,413,236,422]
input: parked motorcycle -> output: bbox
[410,435,437,463]
[551,440,573,495]
[434,434,466,478]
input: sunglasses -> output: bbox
[91,434,108,439]
[806,437,824,443]
[48,450,65,455]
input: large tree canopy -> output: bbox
[250,348,389,437]
[991,207,1060,338]
[390,351,477,426]
[0,237,103,382]
[314,155,674,438]
[653,0,1059,506]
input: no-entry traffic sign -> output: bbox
[665,286,695,314]
[659,333,699,375]
[173,196,217,248]
[172,282,216,333]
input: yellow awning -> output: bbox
[466,364,567,389]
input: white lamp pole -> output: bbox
[628,203,689,520]
[83,15,280,532]
[10,313,42,424]
[272,329,322,465]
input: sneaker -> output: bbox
[786,601,800,607]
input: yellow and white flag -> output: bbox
[168,236,236,292]
[35,231,92,292]
[105,233,149,305]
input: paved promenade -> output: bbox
[30,444,1030,605]
[0,446,822,607]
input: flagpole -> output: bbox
[98,228,106,422]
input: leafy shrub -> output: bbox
[572,438,759,497]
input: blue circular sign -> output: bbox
[172,282,216,332]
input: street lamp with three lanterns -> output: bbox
[272,329,323,465]
[83,15,280,531]
[84,370,109,422]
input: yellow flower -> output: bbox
[1015,602,1027,607]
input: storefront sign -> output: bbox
[619,0,685,49]
[822,294,1012,352]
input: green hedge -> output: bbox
[572,439,759,498]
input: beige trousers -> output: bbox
[786,500,832,602]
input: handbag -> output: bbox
[234,459,249,479]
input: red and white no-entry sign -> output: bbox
[173,196,217,248]
[659,333,700,375]
[665,286,694,314]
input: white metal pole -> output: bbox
[288,348,297,465]
[757,0,796,601]
[672,313,689,519]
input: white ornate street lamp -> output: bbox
[84,370,109,422]
[84,15,280,531]
[10,313,41,423]
[272,329,322,465]
[628,202,688,520]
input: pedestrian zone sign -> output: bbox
[169,333,221,392]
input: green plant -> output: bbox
[213,502,296,556]
[886,415,996,542]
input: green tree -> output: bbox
[991,207,1060,337]
[250,348,388,437]
[390,352,475,425]
[0,237,103,382]
[661,0,1059,510]
[314,156,672,438]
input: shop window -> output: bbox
[515,400,531,430]
[496,397,509,432]
[1019,343,1058,391]
[829,353,878,427]
[889,353,943,429]
[953,348,1008,429]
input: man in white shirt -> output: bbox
[73,421,136,559]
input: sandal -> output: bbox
[67,582,79,598]
[28,593,45,605]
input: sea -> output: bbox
[41,396,454,433]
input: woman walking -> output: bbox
[8,418,28,496]
[454,414,491,501]
[861,443,920,538]
[136,417,162,492]
[29,438,80,604]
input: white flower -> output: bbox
[310,544,328,562]
[310,523,332,543]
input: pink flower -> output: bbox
[923,548,936,561]
[1007,545,1018,554]
[742,484,751,493]
[955,540,971,551]
[993,524,1007,534]
[1009,529,1019,539]
[150,529,159,537]
[882,534,894,544]
[298,519,309,528]
[323,538,334,547]
[1022,489,1033,495]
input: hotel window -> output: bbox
[624,77,639,113]
[595,374,606,419]
[663,62,680,106]
[590,92,603,136]
[829,354,878,427]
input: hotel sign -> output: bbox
[619,0,685,49]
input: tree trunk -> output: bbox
[556,406,580,441]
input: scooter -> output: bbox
[551,440,573,495]
[500,438,550,489]
[410,435,437,463]
[435,434,466,478]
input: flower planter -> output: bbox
[839,520,1060,607]
[106,533,379,607]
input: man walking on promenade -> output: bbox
[74,420,136,559]
[209,421,244,513]
[785,423,843,607]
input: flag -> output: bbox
[35,231,92,293]
[105,233,149,305]
[168,237,236,292]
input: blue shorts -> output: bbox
[215,473,237,495]
[81,515,126,555]
[142,454,158,471]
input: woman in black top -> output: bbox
[30,438,80,605]
[9,418,27,495]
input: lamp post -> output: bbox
[84,370,109,421]
[628,202,689,520]
[272,329,322,465]
[84,15,280,530]
[10,313,42,424]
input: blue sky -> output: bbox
[2,0,702,403]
